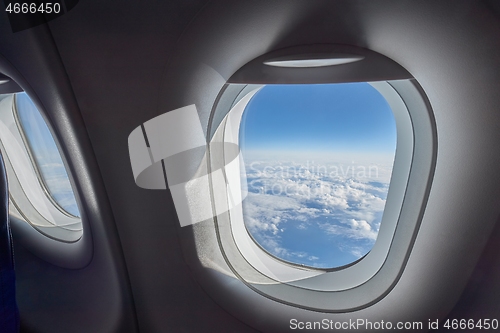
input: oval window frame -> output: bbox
[205,77,435,312]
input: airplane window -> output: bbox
[15,92,80,217]
[0,92,82,243]
[239,83,396,268]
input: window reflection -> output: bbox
[15,93,80,217]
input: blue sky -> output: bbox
[16,92,80,217]
[240,83,396,154]
[239,83,396,268]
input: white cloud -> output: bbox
[241,157,392,266]
[319,219,378,241]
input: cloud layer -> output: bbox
[241,156,393,268]
[39,161,80,217]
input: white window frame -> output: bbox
[0,93,82,243]
[205,78,436,312]
[13,93,80,219]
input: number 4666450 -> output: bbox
[5,2,61,14]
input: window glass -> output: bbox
[15,92,80,217]
[239,83,396,268]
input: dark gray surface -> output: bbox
[0,1,497,332]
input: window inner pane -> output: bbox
[239,83,396,268]
[15,93,80,217]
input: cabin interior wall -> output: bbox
[0,1,498,332]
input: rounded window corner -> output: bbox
[197,55,436,312]
[0,90,90,268]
